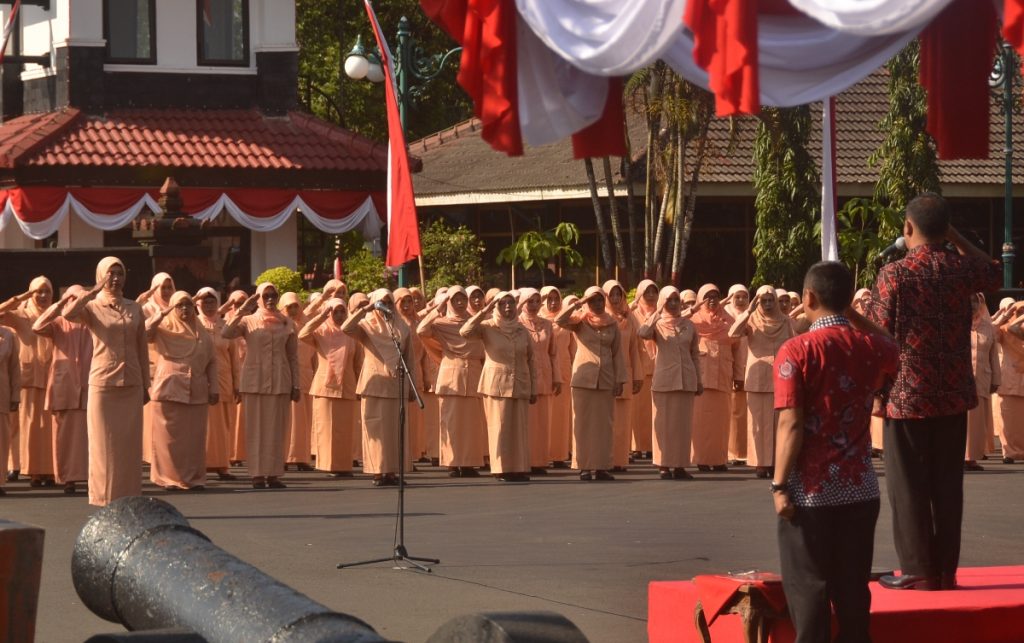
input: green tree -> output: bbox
[296,0,472,142]
[497,222,584,286]
[254,266,304,295]
[826,198,903,287]
[752,106,820,290]
[420,219,485,294]
[343,247,390,293]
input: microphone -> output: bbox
[878,237,907,260]
[372,300,393,319]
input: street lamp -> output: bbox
[346,16,461,287]
[990,42,1017,289]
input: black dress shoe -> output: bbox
[514,473,531,482]
[594,470,615,481]
[964,461,985,471]
[217,472,238,481]
[940,573,958,590]
[188,485,206,492]
[6,470,18,482]
[660,470,673,480]
[430,458,440,466]
[530,467,548,475]
[697,465,711,472]
[267,478,287,489]
[1004,457,1015,464]
[879,574,937,590]
[327,471,354,478]
[63,482,77,494]
[448,468,462,477]
[251,478,267,489]
[579,471,592,481]
[673,468,694,480]
[372,476,385,487]
[551,460,569,469]
[460,467,480,477]
[712,465,728,472]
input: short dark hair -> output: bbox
[803,261,854,313]
[906,192,950,240]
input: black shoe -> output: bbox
[295,463,315,472]
[496,474,514,482]
[1004,457,1015,464]
[514,473,531,482]
[63,482,76,495]
[479,462,491,472]
[416,456,431,464]
[594,470,615,481]
[372,476,385,487]
[448,468,462,478]
[251,478,267,489]
[551,460,569,469]
[673,468,694,480]
[611,466,627,473]
[460,467,481,477]
[879,574,938,590]
[327,471,353,478]
[755,468,770,479]
[712,465,728,472]
[430,458,440,467]
[579,471,593,481]
[659,470,673,480]
[217,472,238,481]
[188,485,206,492]
[530,467,548,475]
[383,474,399,486]
[964,461,985,471]
[29,478,43,488]
[6,470,18,482]
[697,465,711,472]
[267,478,287,489]
[939,573,958,590]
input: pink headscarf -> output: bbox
[635,279,658,317]
[577,286,616,329]
[691,283,733,342]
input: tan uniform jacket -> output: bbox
[461,314,536,400]
[71,296,150,389]
[972,325,1000,398]
[997,329,1024,396]
[343,313,415,399]
[200,316,239,400]
[614,314,644,398]
[630,307,656,376]
[742,325,794,393]
[0,327,20,409]
[698,335,739,392]
[637,316,701,393]
[299,319,362,399]
[42,316,92,411]
[520,315,561,394]
[225,316,300,395]
[417,313,483,397]
[559,318,628,391]
[1,308,52,388]
[149,326,218,405]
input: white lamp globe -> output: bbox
[345,54,369,80]
[366,62,385,83]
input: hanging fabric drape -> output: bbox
[820,96,838,262]
[0,187,385,240]
[421,0,1010,161]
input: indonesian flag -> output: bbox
[364,0,421,268]
[0,0,21,66]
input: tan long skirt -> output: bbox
[999,394,1024,459]
[483,395,529,474]
[631,375,653,453]
[150,401,208,489]
[361,395,401,474]
[88,385,143,507]
[232,401,247,463]
[652,390,695,468]
[6,410,17,471]
[53,409,88,483]
[0,414,7,488]
[423,392,440,459]
[966,396,993,461]
[528,394,551,468]
[691,389,731,466]
[439,395,485,467]
[408,397,425,460]
[206,400,233,470]
[142,395,153,464]
[548,389,573,462]
[313,396,357,472]
[20,387,53,476]
[613,397,632,468]
[745,392,777,467]
[729,390,748,462]
[242,393,288,478]
[286,391,313,464]
[571,387,614,471]
[992,393,1004,446]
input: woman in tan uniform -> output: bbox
[32,286,92,494]
[300,298,361,477]
[195,288,238,481]
[991,297,1017,449]
[65,257,149,506]
[728,286,794,478]
[724,284,750,465]
[223,283,299,489]
[466,286,486,315]
[417,287,486,477]
[418,289,446,465]
[853,288,885,454]
[518,288,561,474]
[540,287,575,467]
[343,289,416,486]
[630,280,658,459]
[137,273,175,465]
[279,292,316,471]
[223,289,249,466]
[637,286,702,479]
[394,288,426,464]
[965,294,1000,470]
[0,325,17,496]
[0,276,55,487]
[146,291,218,491]
[690,283,739,472]
[996,303,1024,463]
[556,286,627,481]
[462,292,536,482]
[604,280,643,472]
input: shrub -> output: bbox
[420,219,485,295]
[343,247,391,294]
[254,266,303,295]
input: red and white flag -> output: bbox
[0,1,22,66]
[364,0,421,268]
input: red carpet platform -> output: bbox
[649,566,1024,642]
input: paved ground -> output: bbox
[4,457,1023,643]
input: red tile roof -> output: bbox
[0,108,388,173]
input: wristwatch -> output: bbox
[769,481,787,494]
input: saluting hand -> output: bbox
[240,294,260,315]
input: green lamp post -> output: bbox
[991,42,1017,289]
[345,16,461,287]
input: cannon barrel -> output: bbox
[71,497,387,643]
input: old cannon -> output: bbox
[72,497,588,643]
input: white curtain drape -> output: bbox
[0,192,382,241]
[786,0,956,35]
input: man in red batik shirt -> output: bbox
[773,261,899,643]
[866,194,1001,591]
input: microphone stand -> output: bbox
[338,311,439,573]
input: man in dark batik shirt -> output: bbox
[866,194,1001,591]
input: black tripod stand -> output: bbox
[338,311,439,572]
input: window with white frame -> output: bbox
[104,0,157,63]
[197,0,250,66]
